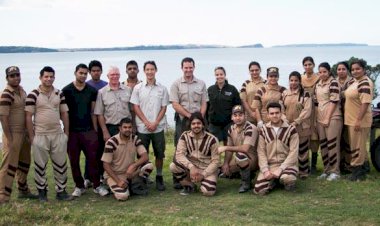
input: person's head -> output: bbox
[143,61,157,80]
[214,66,226,84]
[318,62,332,81]
[302,56,315,74]
[231,105,246,126]
[181,57,195,79]
[350,59,367,79]
[266,67,279,85]
[336,61,350,80]
[288,71,301,90]
[126,60,139,79]
[267,102,282,125]
[74,63,89,84]
[5,66,21,87]
[248,61,261,79]
[88,60,103,81]
[39,66,55,88]
[189,112,205,135]
[119,117,133,138]
[107,66,121,84]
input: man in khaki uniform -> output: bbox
[170,112,220,196]
[254,102,299,195]
[0,66,37,204]
[219,105,259,193]
[102,118,153,201]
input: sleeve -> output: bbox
[91,88,98,102]
[294,92,312,125]
[101,138,117,163]
[243,125,258,148]
[135,136,148,157]
[280,127,299,171]
[175,134,195,169]
[329,80,340,104]
[129,86,140,105]
[169,81,179,103]
[257,131,269,173]
[239,81,247,100]
[94,91,104,115]
[59,91,69,112]
[201,82,209,102]
[358,79,373,104]
[25,91,38,113]
[0,91,12,116]
[232,86,242,106]
[203,138,221,177]
[162,86,170,107]
[251,88,263,110]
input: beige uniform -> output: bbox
[315,77,342,174]
[101,134,153,201]
[344,76,373,167]
[282,89,312,177]
[239,78,266,123]
[0,85,31,201]
[254,121,299,195]
[252,84,286,123]
[170,131,220,196]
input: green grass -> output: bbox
[1,139,380,226]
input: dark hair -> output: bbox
[214,66,226,75]
[181,57,195,67]
[248,61,261,70]
[288,71,304,101]
[143,61,157,70]
[189,112,206,126]
[126,60,139,68]
[119,117,132,126]
[75,63,88,72]
[40,66,55,77]
[336,61,349,72]
[318,62,332,76]
[89,60,102,71]
[350,59,367,71]
[266,102,282,112]
[302,56,315,66]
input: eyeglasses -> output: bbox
[8,73,20,78]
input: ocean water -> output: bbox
[1,46,379,134]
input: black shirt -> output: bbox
[207,81,241,126]
[62,82,98,132]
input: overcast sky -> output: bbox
[0,0,379,48]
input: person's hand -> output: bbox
[221,163,231,176]
[193,173,204,183]
[218,146,228,154]
[257,120,264,128]
[354,119,361,132]
[190,166,203,182]
[117,180,127,189]
[103,130,111,142]
[126,163,137,179]
[264,171,273,180]
[290,122,298,127]
[272,168,282,179]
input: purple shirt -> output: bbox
[86,79,108,91]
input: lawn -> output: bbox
[1,139,380,226]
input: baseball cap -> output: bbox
[232,105,245,114]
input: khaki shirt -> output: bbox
[169,76,208,118]
[301,73,319,96]
[227,121,258,159]
[344,76,373,127]
[175,131,220,177]
[25,86,68,135]
[239,77,266,122]
[314,77,342,124]
[101,134,146,178]
[252,84,286,123]
[94,84,132,125]
[0,85,27,133]
[130,80,169,133]
[258,121,299,172]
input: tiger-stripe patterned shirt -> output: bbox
[258,121,299,173]
[227,121,258,158]
[252,84,286,123]
[175,130,220,177]
[239,77,266,122]
[314,77,342,124]
[0,85,27,133]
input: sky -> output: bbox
[0,0,379,48]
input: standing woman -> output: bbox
[314,62,342,181]
[282,71,312,178]
[301,56,320,174]
[344,59,373,181]
[253,67,286,126]
[240,62,266,124]
[208,67,241,145]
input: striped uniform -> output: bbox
[101,134,153,201]
[0,85,31,202]
[252,84,286,123]
[282,89,312,177]
[170,131,220,196]
[25,87,69,192]
[315,77,343,175]
[344,76,373,167]
[239,78,266,123]
[254,121,299,195]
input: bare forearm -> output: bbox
[98,115,108,133]
[223,144,250,153]
[103,162,121,184]
[133,104,149,124]
[200,101,207,117]
[25,113,34,139]
[172,102,191,118]
[61,112,69,134]
[155,106,167,124]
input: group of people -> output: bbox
[0,56,374,203]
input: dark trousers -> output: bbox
[84,128,105,180]
[67,130,100,188]
[174,114,190,147]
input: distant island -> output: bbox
[0,43,370,53]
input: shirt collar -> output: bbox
[106,83,125,91]
[37,85,58,95]
[181,76,198,83]
[266,120,289,128]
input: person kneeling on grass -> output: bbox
[101,117,153,201]
[170,112,220,196]
[253,102,299,195]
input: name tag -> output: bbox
[224,91,232,96]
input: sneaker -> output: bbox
[156,175,166,191]
[317,173,328,180]
[94,186,109,196]
[84,179,93,189]
[18,190,39,199]
[326,173,340,181]
[56,190,74,201]
[71,187,85,197]
[179,185,195,196]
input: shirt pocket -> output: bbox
[193,90,203,103]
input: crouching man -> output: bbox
[170,112,220,196]
[101,118,153,201]
[254,102,299,195]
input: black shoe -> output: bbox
[363,161,370,173]
[56,190,74,201]
[38,189,48,202]
[156,175,166,191]
[284,183,296,192]
[311,152,318,175]
[173,176,183,190]
[18,190,39,199]
[180,185,195,196]
[238,182,251,193]
[348,165,367,181]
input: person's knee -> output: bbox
[200,179,216,196]
[235,153,249,168]
[200,185,216,196]
[114,190,130,201]
[280,174,297,186]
